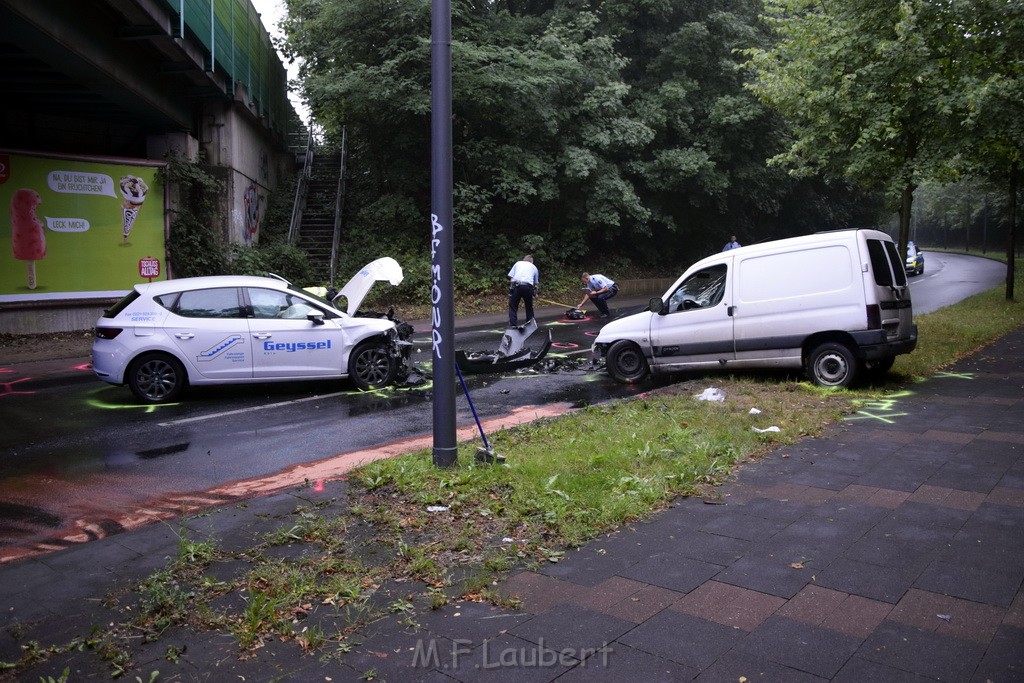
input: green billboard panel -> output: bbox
[1,151,167,302]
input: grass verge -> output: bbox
[2,268,1021,679]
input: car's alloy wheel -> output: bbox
[350,341,397,389]
[127,353,186,403]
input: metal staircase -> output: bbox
[288,128,347,284]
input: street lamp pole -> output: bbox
[430,0,457,466]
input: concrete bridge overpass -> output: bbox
[0,0,302,333]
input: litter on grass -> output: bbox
[696,387,726,402]
[752,426,781,433]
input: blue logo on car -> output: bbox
[263,340,332,352]
[198,335,244,361]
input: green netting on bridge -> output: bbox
[162,0,294,136]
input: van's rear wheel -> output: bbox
[606,341,650,383]
[806,342,858,388]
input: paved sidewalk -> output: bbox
[2,326,1022,681]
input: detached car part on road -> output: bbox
[592,229,917,389]
[455,318,553,374]
[92,258,411,403]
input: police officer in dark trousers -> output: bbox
[507,254,539,327]
[578,272,618,318]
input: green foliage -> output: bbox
[165,213,228,278]
[282,0,879,275]
[159,156,315,281]
[158,155,228,278]
[742,0,1023,255]
[229,242,317,284]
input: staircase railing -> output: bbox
[288,125,315,246]
[328,127,348,284]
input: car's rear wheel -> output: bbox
[606,340,650,383]
[127,353,187,403]
[350,340,397,390]
[805,342,858,388]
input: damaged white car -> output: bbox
[91,257,411,403]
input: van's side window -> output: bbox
[668,265,727,312]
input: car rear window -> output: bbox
[102,290,140,318]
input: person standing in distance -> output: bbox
[577,272,618,318]
[507,254,539,327]
[722,235,741,251]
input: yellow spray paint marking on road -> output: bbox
[88,397,170,414]
[933,371,976,380]
[846,390,915,423]
[843,368,977,423]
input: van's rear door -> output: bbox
[865,238,914,342]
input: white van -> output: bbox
[592,229,917,387]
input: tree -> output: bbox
[953,0,1024,299]
[743,0,962,258]
[280,0,887,287]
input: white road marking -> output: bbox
[157,391,348,426]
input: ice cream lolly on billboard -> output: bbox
[10,188,46,290]
[1,150,165,302]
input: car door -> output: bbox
[164,287,253,379]
[246,287,344,379]
[650,263,735,369]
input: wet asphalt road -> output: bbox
[0,252,1006,555]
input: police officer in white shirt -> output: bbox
[507,255,539,327]
[577,272,618,318]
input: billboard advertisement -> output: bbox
[0,150,166,303]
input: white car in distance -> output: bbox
[91,257,408,403]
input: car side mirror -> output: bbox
[649,297,666,315]
[307,312,325,326]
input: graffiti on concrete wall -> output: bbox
[242,182,265,245]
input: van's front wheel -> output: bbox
[606,341,650,383]
[806,342,858,388]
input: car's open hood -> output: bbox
[334,257,404,316]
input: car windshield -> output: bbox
[668,265,727,311]
[290,283,333,306]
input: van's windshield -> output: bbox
[668,265,727,312]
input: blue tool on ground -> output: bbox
[455,363,505,464]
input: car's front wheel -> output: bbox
[349,340,397,390]
[805,342,858,388]
[606,340,650,383]
[127,353,187,403]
